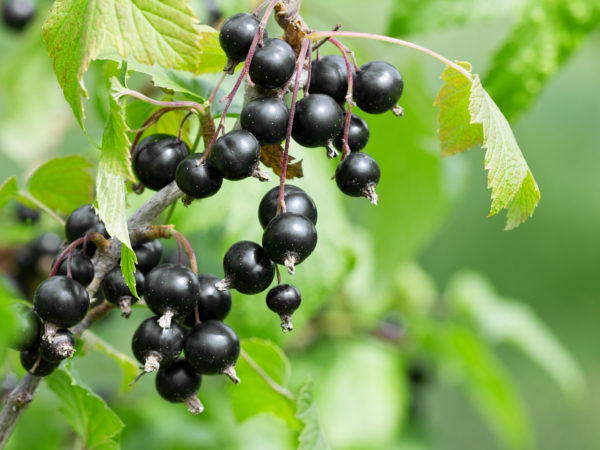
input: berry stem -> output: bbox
[312,23,341,51]
[177,111,194,143]
[118,89,204,112]
[308,31,474,81]
[207,72,227,105]
[49,233,105,277]
[275,265,282,285]
[328,37,355,159]
[171,230,198,275]
[276,38,310,215]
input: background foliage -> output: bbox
[0,0,599,448]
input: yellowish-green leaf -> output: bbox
[120,245,139,299]
[0,176,18,209]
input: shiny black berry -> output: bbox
[34,276,89,328]
[335,152,381,204]
[210,130,260,181]
[354,61,404,114]
[266,284,301,332]
[184,320,240,382]
[262,213,317,273]
[2,0,34,31]
[133,134,190,191]
[9,304,41,351]
[258,185,317,229]
[292,94,344,148]
[217,241,274,295]
[309,55,355,103]
[56,251,95,287]
[20,348,59,377]
[240,97,289,145]
[40,329,75,362]
[101,266,145,318]
[219,13,267,62]
[16,204,40,224]
[144,264,200,327]
[155,358,204,413]
[249,38,296,90]
[187,274,232,323]
[132,316,185,372]
[65,204,107,243]
[133,239,163,274]
[175,153,223,199]
[333,114,370,153]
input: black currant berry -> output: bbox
[217,241,274,295]
[219,13,267,62]
[266,284,301,332]
[335,152,381,204]
[184,274,232,326]
[39,329,75,362]
[9,304,41,351]
[333,114,370,153]
[292,94,344,148]
[133,239,163,274]
[144,264,200,328]
[240,97,289,145]
[133,134,190,191]
[56,251,95,287]
[155,358,203,413]
[354,61,404,114]
[16,232,61,274]
[20,348,59,377]
[2,0,34,31]
[65,204,107,243]
[184,320,240,382]
[175,153,223,200]
[249,38,296,90]
[262,213,317,274]
[34,276,89,328]
[210,130,260,181]
[132,316,185,372]
[101,266,145,318]
[16,204,40,224]
[309,55,355,103]
[258,185,317,229]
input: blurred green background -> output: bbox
[0,0,599,449]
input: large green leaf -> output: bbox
[27,156,94,215]
[46,369,124,449]
[447,271,585,400]
[43,0,224,126]
[296,378,329,450]
[485,0,600,119]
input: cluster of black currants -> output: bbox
[1,0,35,31]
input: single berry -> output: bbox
[155,358,204,413]
[20,348,59,377]
[56,251,95,287]
[217,241,274,295]
[198,274,232,321]
[16,232,61,273]
[262,213,317,274]
[266,284,301,332]
[335,152,381,204]
[210,130,260,181]
[16,204,40,224]
[249,38,296,90]
[132,316,185,373]
[292,94,344,148]
[258,185,317,229]
[101,266,145,318]
[175,153,223,199]
[2,0,34,31]
[133,239,163,274]
[333,114,370,153]
[39,329,75,362]
[9,304,41,351]
[309,55,355,103]
[354,61,404,114]
[34,276,89,328]
[219,13,267,62]
[133,134,190,191]
[144,264,200,328]
[184,320,240,382]
[65,204,107,243]
[240,97,289,145]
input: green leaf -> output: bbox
[43,0,223,126]
[0,298,19,365]
[447,271,585,400]
[230,338,301,430]
[0,176,18,209]
[46,369,124,449]
[485,0,600,118]
[27,156,94,215]
[120,245,139,299]
[296,378,329,450]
